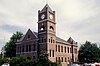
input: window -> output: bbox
[58,57,60,61]
[56,57,57,62]
[65,57,67,62]
[68,57,69,62]
[50,26,54,31]
[51,37,52,43]
[74,48,77,54]
[28,35,31,39]
[50,50,51,57]
[52,50,54,57]
[33,45,36,51]
[70,48,72,53]
[26,45,28,52]
[56,45,57,52]
[40,26,45,31]
[42,37,43,43]
[62,57,63,62]
[29,45,31,52]
[18,47,20,53]
[19,47,21,52]
[53,40,55,43]
[61,46,63,52]
[64,47,66,53]
[49,39,50,43]
[22,45,24,52]
[17,47,19,53]
[44,38,46,42]
[67,47,69,53]
[58,45,60,52]
[39,38,41,43]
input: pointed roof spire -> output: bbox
[41,4,52,12]
[67,37,76,44]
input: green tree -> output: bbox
[10,55,37,66]
[37,52,50,66]
[37,51,62,66]
[3,31,23,58]
[0,53,2,59]
[0,58,10,66]
[78,41,100,63]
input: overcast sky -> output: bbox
[0,0,100,51]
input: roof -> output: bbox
[41,4,52,12]
[18,29,38,42]
[18,29,76,45]
[56,37,70,44]
[67,37,76,44]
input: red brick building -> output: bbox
[16,4,78,66]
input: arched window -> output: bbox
[50,26,54,31]
[40,26,45,31]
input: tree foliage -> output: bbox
[0,52,61,66]
[3,31,23,58]
[78,41,100,63]
[37,52,61,66]
[9,52,61,66]
[0,58,10,66]
[10,55,36,66]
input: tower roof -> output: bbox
[41,4,52,12]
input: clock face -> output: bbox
[50,14,53,19]
[41,14,45,19]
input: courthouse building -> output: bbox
[16,4,78,66]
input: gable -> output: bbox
[67,37,76,44]
[41,4,52,12]
[19,29,38,41]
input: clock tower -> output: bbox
[38,4,56,62]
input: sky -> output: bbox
[0,0,100,51]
